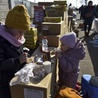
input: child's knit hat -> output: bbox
[60,32,76,48]
[5,4,30,30]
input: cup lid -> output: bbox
[43,61,51,65]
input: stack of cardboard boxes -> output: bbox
[40,1,68,47]
[24,27,38,49]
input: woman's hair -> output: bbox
[88,1,93,5]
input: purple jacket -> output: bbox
[58,39,86,88]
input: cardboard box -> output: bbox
[45,6,67,20]
[46,11,66,20]
[10,74,51,98]
[47,35,60,47]
[54,0,67,5]
[44,17,62,22]
[39,35,60,47]
[42,20,65,35]
[38,2,54,6]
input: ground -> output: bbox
[76,11,98,82]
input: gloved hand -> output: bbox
[19,52,28,64]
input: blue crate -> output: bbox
[81,74,98,98]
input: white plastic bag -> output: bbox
[10,63,36,86]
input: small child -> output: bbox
[56,32,86,89]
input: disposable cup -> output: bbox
[43,61,51,74]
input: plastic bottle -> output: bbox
[42,36,48,52]
[34,55,38,63]
[41,36,51,61]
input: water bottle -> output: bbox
[34,55,38,63]
[42,36,48,52]
[41,36,51,61]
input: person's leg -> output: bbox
[88,24,92,35]
[84,23,87,36]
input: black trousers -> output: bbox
[84,23,92,33]
[84,19,93,34]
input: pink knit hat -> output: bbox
[60,32,77,48]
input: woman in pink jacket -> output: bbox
[56,32,86,89]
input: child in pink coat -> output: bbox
[56,32,86,89]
